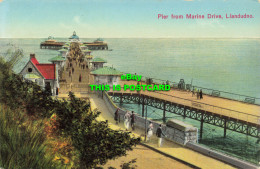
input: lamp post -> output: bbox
[144,105,148,142]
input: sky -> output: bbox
[0,0,259,38]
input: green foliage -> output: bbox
[55,92,141,168]
[0,105,60,169]
[0,73,54,117]
[0,50,141,168]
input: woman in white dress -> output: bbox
[147,122,153,142]
[124,111,130,130]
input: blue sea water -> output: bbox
[1,38,259,97]
[0,38,259,164]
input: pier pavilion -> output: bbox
[58,48,68,57]
[20,54,59,96]
[91,67,122,87]
[90,57,107,70]
[40,36,65,50]
[83,38,108,50]
[69,31,80,42]
[80,44,88,50]
[49,55,66,68]
[82,49,91,56]
[62,44,70,50]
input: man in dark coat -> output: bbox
[156,124,166,147]
[131,111,135,131]
[79,74,82,82]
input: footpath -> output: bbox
[58,93,235,169]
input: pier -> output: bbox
[40,41,108,50]
[83,42,108,50]
[40,41,65,50]
[40,32,108,50]
[107,80,260,139]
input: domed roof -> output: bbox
[69,31,79,39]
[94,38,104,43]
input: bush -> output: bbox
[0,104,60,169]
[55,92,141,168]
[0,49,141,168]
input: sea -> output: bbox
[0,38,259,164]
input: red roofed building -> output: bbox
[36,64,56,80]
[20,54,59,95]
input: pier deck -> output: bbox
[118,80,260,125]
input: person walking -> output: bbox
[196,89,200,99]
[70,83,73,91]
[200,89,203,99]
[72,67,74,74]
[124,111,130,130]
[156,124,166,147]
[147,122,153,142]
[114,108,119,124]
[79,74,82,82]
[130,111,135,131]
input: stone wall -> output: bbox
[186,142,258,169]
[102,91,198,145]
[101,91,259,169]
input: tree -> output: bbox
[0,48,141,168]
[55,92,140,168]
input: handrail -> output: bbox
[108,89,260,124]
[121,72,260,104]
[151,91,259,118]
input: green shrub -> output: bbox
[55,92,140,168]
[0,105,60,169]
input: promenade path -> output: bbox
[58,92,236,169]
[59,59,94,94]
[117,80,260,125]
